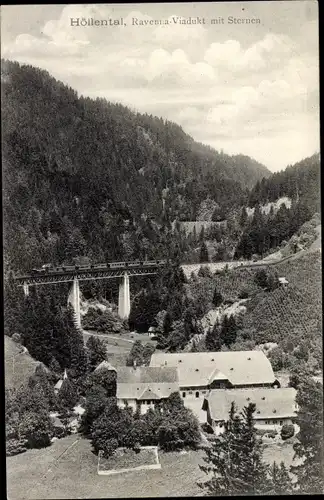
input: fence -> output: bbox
[97,446,161,476]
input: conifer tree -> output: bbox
[205,320,222,351]
[239,206,248,227]
[291,378,324,493]
[212,287,223,308]
[86,335,107,371]
[57,378,79,412]
[28,365,56,410]
[200,403,272,495]
[270,461,294,494]
[199,241,209,263]
[220,315,237,348]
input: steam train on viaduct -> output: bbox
[30,260,167,275]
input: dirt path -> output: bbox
[82,330,135,344]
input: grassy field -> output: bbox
[5,336,39,390]
[6,435,206,499]
[261,437,303,474]
[7,434,300,499]
[82,331,157,367]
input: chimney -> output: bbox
[63,368,68,380]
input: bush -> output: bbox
[12,333,22,343]
[268,347,286,371]
[281,423,295,441]
[224,297,235,305]
[82,308,122,333]
[6,438,28,457]
[134,441,141,454]
[254,269,268,288]
[198,266,212,278]
[52,422,66,439]
[90,392,201,457]
[238,288,249,299]
[266,430,278,439]
[19,410,54,449]
[256,428,277,438]
[201,422,214,435]
[212,288,223,308]
[102,438,119,458]
[86,368,117,397]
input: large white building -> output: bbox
[149,351,281,422]
[106,350,297,430]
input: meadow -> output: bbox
[7,433,301,499]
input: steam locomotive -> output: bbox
[30,260,166,275]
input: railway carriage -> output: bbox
[30,259,166,275]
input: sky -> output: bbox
[1,1,320,172]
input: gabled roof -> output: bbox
[94,360,117,372]
[149,351,276,387]
[54,368,68,391]
[204,388,297,421]
[138,387,160,400]
[117,366,179,384]
[54,379,63,390]
[116,366,179,400]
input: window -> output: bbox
[272,420,277,424]
[195,391,199,398]
[189,391,193,395]
[182,392,186,398]
[280,421,283,425]
[202,391,206,394]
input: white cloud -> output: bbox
[1,4,320,172]
[204,33,294,73]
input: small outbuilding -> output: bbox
[54,368,68,394]
[94,360,117,373]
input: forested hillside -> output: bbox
[248,154,320,212]
[2,59,270,274]
[234,153,320,259]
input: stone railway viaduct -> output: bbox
[14,253,296,328]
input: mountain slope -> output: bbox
[5,336,40,389]
[185,249,322,370]
[234,152,320,260]
[248,153,320,213]
[2,59,269,272]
